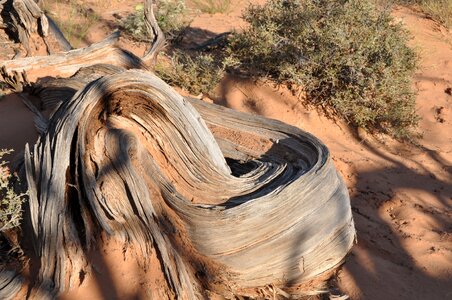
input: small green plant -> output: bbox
[0,150,26,232]
[122,5,147,42]
[155,52,224,95]
[192,0,231,14]
[227,0,419,139]
[122,0,192,42]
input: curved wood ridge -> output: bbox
[0,32,145,81]
[19,70,355,298]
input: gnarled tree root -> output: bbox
[0,69,357,299]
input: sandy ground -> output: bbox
[0,1,451,299]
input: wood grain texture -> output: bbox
[7,69,356,299]
[0,32,146,80]
[0,270,22,300]
[0,0,49,54]
[142,0,165,66]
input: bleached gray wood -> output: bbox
[0,32,146,79]
[16,70,355,299]
[0,269,23,300]
[0,0,49,54]
[142,0,165,66]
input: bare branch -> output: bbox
[142,0,165,66]
[1,32,146,81]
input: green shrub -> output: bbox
[227,0,419,139]
[0,150,26,232]
[122,1,192,42]
[121,6,147,41]
[155,52,224,95]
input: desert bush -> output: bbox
[155,52,224,95]
[192,0,231,14]
[122,1,192,42]
[227,0,419,139]
[0,150,26,232]
[121,5,147,41]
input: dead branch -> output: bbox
[0,32,146,80]
[142,0,165,66]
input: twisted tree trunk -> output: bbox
[0,1,355,299]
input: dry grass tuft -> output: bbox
[0,150,26,232]
[191,0,231,14]
[41,0,99,48]
[155,52,224,95]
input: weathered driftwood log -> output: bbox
[0,32,146,81]
[6,69,355,299]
